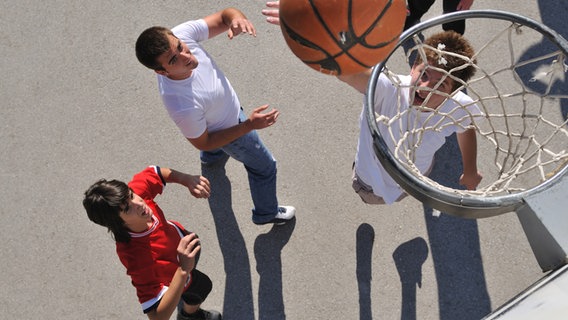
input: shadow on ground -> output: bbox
[202,158,295,319]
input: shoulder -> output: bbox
[452,91,483,115]
[172,19,208,43]
[378,72,409,90]
[128,166,166,199]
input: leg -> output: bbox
[178,269,221,320]
[442,0,466,34]
[405,0,436,31]
[351,168,407,204]
[221,111,280,224]
[351,168,387,205]
[200,148,230,167]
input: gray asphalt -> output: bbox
[1,0,566,319]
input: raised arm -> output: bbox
[337,69,373,94]
[204,7,256,39]
[456,128,482,190]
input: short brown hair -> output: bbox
[135,26,174,71]
[414,31,477,92]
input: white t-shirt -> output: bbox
[157,19,241,139]
[355,73,482,204]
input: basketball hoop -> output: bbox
[366,10,568,220]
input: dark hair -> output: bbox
[414,31,477,92]
[83,179,131,243]
[135,26,174,71]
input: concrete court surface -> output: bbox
[1,0,566,319]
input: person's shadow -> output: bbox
[356,223,375,320]
[254,218,296,320]
[392,237,429,320]
[356,135,492,320]
[202,159,255,320]
[423,134,492,320]
[202,158,295,319]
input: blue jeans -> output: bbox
[200,109,279,224]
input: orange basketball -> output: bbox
[279,0,407,75]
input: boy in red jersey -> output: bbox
[83,166,221,320]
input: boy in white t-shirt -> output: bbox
[340,31,483,204]
[262,4,482,205]
[135,8,295,225]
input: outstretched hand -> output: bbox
[177,233,201,273]
[262,1,281,25]
[227,16,257,39]
[247,104,279,130]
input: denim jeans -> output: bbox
[200,109,279,224]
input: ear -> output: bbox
[155,69,168,76]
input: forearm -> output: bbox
[160,167,195,187]
[205,7,247,38]
[457,129,478,173]
[337,69,372,94]
[147,267,189,320]
[189,121,253,151]
[221,7,246,26]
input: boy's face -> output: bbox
[119,190,153,230]
[155,34,198,80]
[409,63,454,110]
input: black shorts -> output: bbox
[181,269,213,305]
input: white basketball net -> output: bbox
[378,21,568,197]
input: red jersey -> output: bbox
[116,166,188,313]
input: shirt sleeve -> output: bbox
[171,19,209,43]
[128,166,166,201]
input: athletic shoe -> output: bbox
[177,308,222,320]
[254,206,296,225]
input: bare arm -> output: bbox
[160,167,211,198]
[336,69,373,94]
[146,234,201,320]
[456,128,482,190]
[204,7,256,39]
[187,104,279,151]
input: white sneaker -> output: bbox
[255,206,296,225]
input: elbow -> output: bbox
[186,138,208,151]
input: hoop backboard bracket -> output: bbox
[515,174,568,272]
[481,263,568,319]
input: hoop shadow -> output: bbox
[516,0,568,121]
[424,133,492,320]
[356,223,375,320]
[202,160,254,320]
[254,218,296,320]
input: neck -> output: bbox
[167,70,193,80]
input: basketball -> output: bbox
[279,0,407,75]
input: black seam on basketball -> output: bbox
[310,0,397,70]
[357,0,399,48]
[281,0,401,74]
[281,18,342,73]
